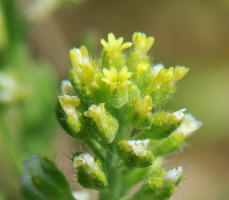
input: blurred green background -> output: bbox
[0,0,229,199]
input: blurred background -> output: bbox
[0,0,229,199]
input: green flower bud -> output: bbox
[151,132,186,156]
[117,139,154,168]
[72,153,107,189]
[56,95,82,138]
[84,103,119,143]
[143,175,175,199]
[137,109,186,139]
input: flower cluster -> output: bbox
[56,32,202,200]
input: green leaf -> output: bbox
[21,154,75,200]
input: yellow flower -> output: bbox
[102,67,132,90]
[132,32,155,53]
[101,33,132,52]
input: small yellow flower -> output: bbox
[101,33,132,52]
[132,32,155,53]
[102,67,132,90]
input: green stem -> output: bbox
[85,138,106,161]
[0,114,20,173]
[99,146,123,200]
[0,0,26,64]
[1,0,24,46]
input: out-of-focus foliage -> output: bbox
[0,0,84,199]
[22,0,85,23]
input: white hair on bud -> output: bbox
[127,139,150,157]
[172,108,186,121]
[60,80,74,95]
[73,153,98,173]
[166,166,183,182]
[177,113,202,136]
[151,63,163,78]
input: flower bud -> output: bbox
[72,153,107,189]
[117,139,154,168]
[137,109,186,139]
[151,132,186,156]
[84,103,119,143]
[142,173,176,199]
[56,95,82,138]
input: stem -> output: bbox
[85,138,106,161]
[0,114,20,173]
[1,0,24,46]
[98,146,123,200]
[0,0,26,64]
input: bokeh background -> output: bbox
[0,0,229,199]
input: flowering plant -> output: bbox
[22,32,201,200]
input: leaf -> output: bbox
[21,154,75,200]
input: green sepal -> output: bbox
[21,154,74,200]
[117,139,154,168]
